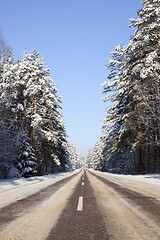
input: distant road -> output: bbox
[0,169,160,240]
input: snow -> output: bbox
[0,172,83,240]
[17,103,24,111]
[0,169,81,208]
[23,151,28,157]
[89,169,160,200]
[90,169,160,183]
[87,170,160,240]
[54,156,61,166]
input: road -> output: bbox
[0,169,160,240]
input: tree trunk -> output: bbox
[138,147,145,174]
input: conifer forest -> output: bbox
[0,0,160,178]
[0,47,82,178]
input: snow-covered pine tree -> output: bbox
[100,0,160,174]
[101,43,137,174]
[0,48,71,178]
[67,143,82,170]
[85,139,106,171]
[21,49,70,174]
[126,0,160,173]
[0,52,25,178]
[16,132,37,177]
[101,44,129,150]
[0,52,22,130]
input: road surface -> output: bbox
[0,169,160,240]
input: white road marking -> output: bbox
[82,182,84,186]
[77,196,83,211]
[82,177,84,180]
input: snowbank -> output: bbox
[0,169,81,208]
[88,169,160,200]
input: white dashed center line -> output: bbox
[77,196,83,211]
[82,182,84,186]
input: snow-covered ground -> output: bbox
[89,169,160,200]
[90,169,160,184]
[0,168,159,209]
[0,169,160,240]
[87,170,160,240]
[0,171,83,240]
[0,169,81,208]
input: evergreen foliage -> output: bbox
[0,47,80,178]
[16,132,37,177]
[67,144,83,170]
[86,0,160,174]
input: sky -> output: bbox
[0,0,143,157]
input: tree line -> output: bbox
[86,0,160,174]
[0,38,81,178]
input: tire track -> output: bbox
[88,170,160,224]
[87,170,160,240]
[0,172,79,228]
[47,170,109,240]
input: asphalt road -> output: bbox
[0,169,160,240]
[47,170,109,240]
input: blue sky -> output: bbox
[0,0,142,157]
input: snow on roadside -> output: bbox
[0,170,80,192]
[89,169,160,185]
[88,169,160,199]
[0,169,81,208]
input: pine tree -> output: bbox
[0,52,24,178]
[100,0,160,174]
[85,139,106,171]
[0,52,20,130]
[101,43,137,174]
[16,132,37,177]
[21,49,70,174]
[0,48,72,178]
[67,144,82,170]
[126,0,160,172]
